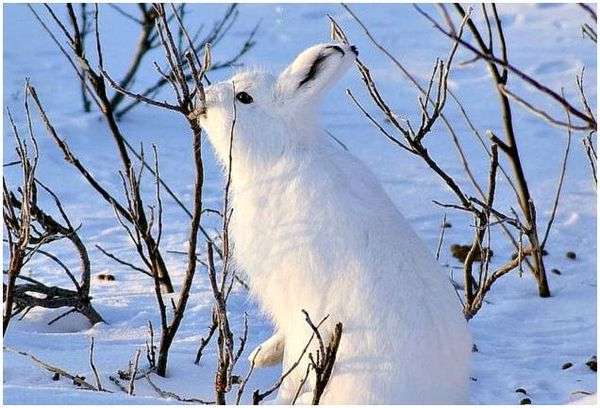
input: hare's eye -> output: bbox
[235,91,254,104]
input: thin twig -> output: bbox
[145,373,214,404]
[194,310,218,365]
[95,244,151,276]
[5,346,107,392]
[236,346,260,404]
[541,90,573,249]
[102,69,182,112]
[413,3,596,130]
[579,3,597,21]
[89,337,103,391]
[498,85,590,131]
[252,315,329,404]
[128,349,141,395]
[435,213,448,260]
[582,134,597,186]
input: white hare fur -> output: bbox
[198,43,471,404]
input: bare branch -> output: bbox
[102,69,182,112]
[236,346,259,404]
[128,349,141,395]
[145,374,214,404]
[413,3,596,130]
[95,244,151,277]
[435,213,448,260]
[345,89,415,154]
[582,134,597,186]
[108,4,144,25]
[252,314,329,405]
[89,337,103,391]
[579,3,597,21]
[499,84,591,131]
[541,91,573,249]
[194,309,218,365]
[5,346,108,392]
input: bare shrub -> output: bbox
[3,87,103,334]
[332,4,591,318]
[26,2,256,381]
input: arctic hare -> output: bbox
[198,43,471,404]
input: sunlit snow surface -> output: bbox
[3,3,596,404]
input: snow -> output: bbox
[2,3,597,405]
[571,393,598,405]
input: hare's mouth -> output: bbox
[194,107,207,120]
[190,107,207,124]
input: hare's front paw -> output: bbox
[249,331,285,368]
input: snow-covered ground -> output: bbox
[2,3,597,405]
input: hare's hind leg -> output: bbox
[248,330,285,368]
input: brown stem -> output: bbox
[155,121,204,377]
[110,7,158,109]
[454,3,550,298]
[3,250,25,334]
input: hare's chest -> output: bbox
[229,186,321,315]
[229,182,325,271]
[230,187,308,253]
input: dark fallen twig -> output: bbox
[5,346,110,392]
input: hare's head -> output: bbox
[197,43,357,167]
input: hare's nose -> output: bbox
[188,106,207,121]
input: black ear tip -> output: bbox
[350,45,359,56]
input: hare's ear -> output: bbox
[276,43,357,105]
